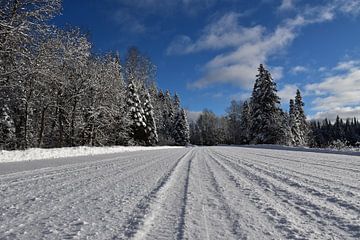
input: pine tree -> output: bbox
[279,110,293,146]
[249,64,283,144]
[173,108,190,145]
[289,99,300,145]
[127,80,147,144]
[162,90,175,144]
[239,101,251,144]
[294,89,310,146]
[143,92,158,145]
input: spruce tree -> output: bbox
[173,108,190,145]
[143,92,158,145]
[289,99,300,145]
[249,64,283,144]
[163,90,175,144]
[239,101,251,144]
[127,80,147,144]
[294,89,309,146]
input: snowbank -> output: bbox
[0,146,183,163]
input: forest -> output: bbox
[0,0,189,150]
[190,65,360,149]
[1,0,359,151]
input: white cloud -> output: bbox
[290,65,308,74]
[168,0,345,89]
[167,13,264,55]
[278,0,295,11]
[270,66,284,80]
[318,66,327,72]
[310,106,360,121]
[335,0,360,16]
[333,60,360,71]
[305,60,360,111]
[113,9,146,33]
[278,84,298,102]
[229,92,251,101]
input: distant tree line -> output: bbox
[0,0,190,150]
[190,64,359,148]
[309,117,360,148]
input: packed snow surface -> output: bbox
[0,146,183,163]
[1,146,360,239]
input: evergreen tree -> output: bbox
[173,108,190,145]
[289,99,300,145]
[279,110,293,146]
[249,64,283,144]
[143,92,158,145]
[127,80,147,144]
[239,101,251,144]
[294,89,310,146]
[161,90,175,144]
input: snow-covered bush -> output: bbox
[329,139,350,150]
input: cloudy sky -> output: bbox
[54,0,360,120]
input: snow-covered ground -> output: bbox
[0,146,359,239]
[0,146,183,163]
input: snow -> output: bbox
[0,145,183,163]
[0,146,359,239]
[240,144,360,156]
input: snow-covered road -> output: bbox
[1,146,359,239]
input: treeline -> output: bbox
[310,117,360,148]
[190,64,359,148]
[0,0,189,150]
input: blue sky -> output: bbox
[53,0,360,120]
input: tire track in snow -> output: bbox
[116,149,193,239]
[0,149,188,239]
[201,149,249,239]
[237,154,360,216]
[0,150,177,188]
[0,150,177,208]
[216,149,360,215]
[209,149,326,239]
[176,155,192,240]
[251,148,360,168]
[195,150,210,240]
[212,148,359,239]
[239,151,360,194]
[253,152,360,174]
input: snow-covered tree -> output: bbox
[196,110,219,145]
[289,99,299,145]
[127,80,147,144]
[0,1,190,149]
[239,101,251,144]
[249,64,283,144]
[173,108,190,145]
[226,100,242,144]
[0,105,15,149]
[157,90,176,145]
[289,89,309,146]
[0,0,61,149]
[143,92,158,145]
